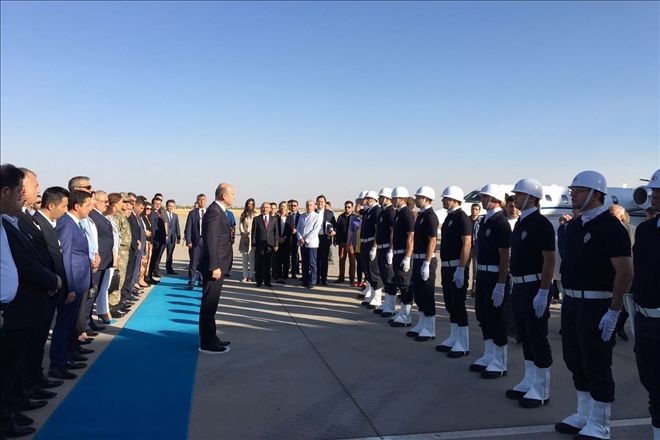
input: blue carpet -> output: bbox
[36,277,201,439]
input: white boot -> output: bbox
[482,344,507,378]
[578,400,611,439]
[469,339,494,372]
[406,311,425,337]
[367,288,382,308]
[653,426,660,440]
[361,282,374,304]
[555,391,593,434]
[448,325,470,358]
[416,315,436,341]
[436,323,457,352]
[506,360,535,399]
[391,303,412,327]
[380,294,397,317]
[520,367,550,408]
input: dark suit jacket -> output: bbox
[127,212,144,252]
[89,209,114,270]
[149,210,166,244]
[3,218,59,330]
[199,202,233,276]
[56,214,92,295]
[17,209,54,272]
[32,210,69,297]
[318,209,338,236]
[184,208,204,247]
[166,211,180,244]
[251,215,278,251]
[276,215,294,248]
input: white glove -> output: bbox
[369,246,377,261]
[453,267,465,289]
[491,283,505,307]
[386,249,393,265]
[598,308,621,342]
[421,261,430,281]
[401,256,411,273]
[533,288,549,318]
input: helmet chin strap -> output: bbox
[579,188,595,212]
[522,194,530,210]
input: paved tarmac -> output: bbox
[30,238,651,439]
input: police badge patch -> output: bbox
[485,228,491,237]
[583,232,591,243]
[521,231,527,240]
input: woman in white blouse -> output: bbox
[239,198,256,282]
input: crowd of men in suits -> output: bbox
[0,163,181,438]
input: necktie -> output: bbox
[264,216,269,229]
[199,209,205,236]
[79,222,85,233]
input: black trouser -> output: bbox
[635,313,660,427]
[255,246,273,285]
[561,296,615,402]
[355,252,363,283]
[411,257,437,316]
[23,296,58,391]
[377,248,396,295]
[122,247,137,292]
[316,235,331,284]
[511,281,552,368]
[148,241,166,278]
[441,266,468,326]
[188,244,203,284]
[290,242,300,276]
[165,241,176,272]
[199,274,224,347]
[360,242,382,290]
[393,253,413,304]
[475,270,509,346]
[273,244,290,280]
[84,268,107,323]
[0,325,29,422]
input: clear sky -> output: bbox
[1,1,658,207]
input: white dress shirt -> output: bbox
[0,216,19,303]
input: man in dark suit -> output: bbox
[184,194,207,289]
[125,197,146,295]
[315,194,337,286]
[252,202,278,288]
[198,183,235,354]
[273,201,294,283]
[87,190,114,330]
[0,164,61,438]
[288,199,301,279]
[50,190,94,380]
[148,197,167,279]
[164,199,181,274]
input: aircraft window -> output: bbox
[545,195,552,202]
[561,195,569,203]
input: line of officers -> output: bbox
[351,169,660,440]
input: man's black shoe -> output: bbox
[264,283,273,287]
[187,282,194,290]
[166,270,177,275]
[199,344,231,354]
[0,419,36,437]
[20,399,47,412]
[554,422,581,435]
[49,368,77,380]
[77,346,94,355]
[217,340,231,347]
[70,352,88,362]
[86,331,99,337]
[14,412,34,426]
[88,321,105,332]
[64,361,87,370]
[111,309,125,319]
[38,377,63,389]
[26,388,57,400]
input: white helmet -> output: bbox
[441,185,464,203]
[569,170,607,195]
[647,169,660,189]
[378,187,393,199]
[357,190,367,199]
[415,186,435,201]
[512,178,543,199]
[479,184,505,203]
[364,190,379,200]
[391,186,410,199]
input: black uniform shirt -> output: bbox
[360,205,381,240]
[476,211,511,265]
[376,205,395,244]
[413,208,439,255]
[393,206,415,251]
[631,217,660,308]
[440,208,472,261]
[510,210,556,276]
[335,212,354,245]
[561,211,631,292]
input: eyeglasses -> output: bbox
[76,185,92,191]
[145,207,153,211]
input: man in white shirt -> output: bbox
[297,200,322,289]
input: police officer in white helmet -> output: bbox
[435,185,472,358]
[389,186,416,327]
[373,188,397,316]
[505,178,556,408]
[405,186,439,342]
[360,191,384,309]
[469,184,512,379]
[554,171,633,439]
[630,169,660,440]
[354,190,369,298]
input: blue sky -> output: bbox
[1,1,658,207]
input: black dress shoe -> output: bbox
[26,388,57,400]
[390,321,411,328]
[111,309,126,319]
[446,350,469,358]
[86,331,99,337]
[505,389,526,400]
[469,363,487,372]
[554,422,581,435]
[217,340,231,347]
[380,312,394,318]
[480,370,507,379]
[0,419,36,437]
[264,283,273,287]
[49,368,77,380]
[435,344,452,353]
[14,412,34,427]
[77,347,94,355]
[88,320,105,331]
[519,397,549,408]
[64,361,87,370]
[166,270,178,275]
[38,377,63,389]
[20,399,48,412]
[198,344,231,354]
[70,352,88,362]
